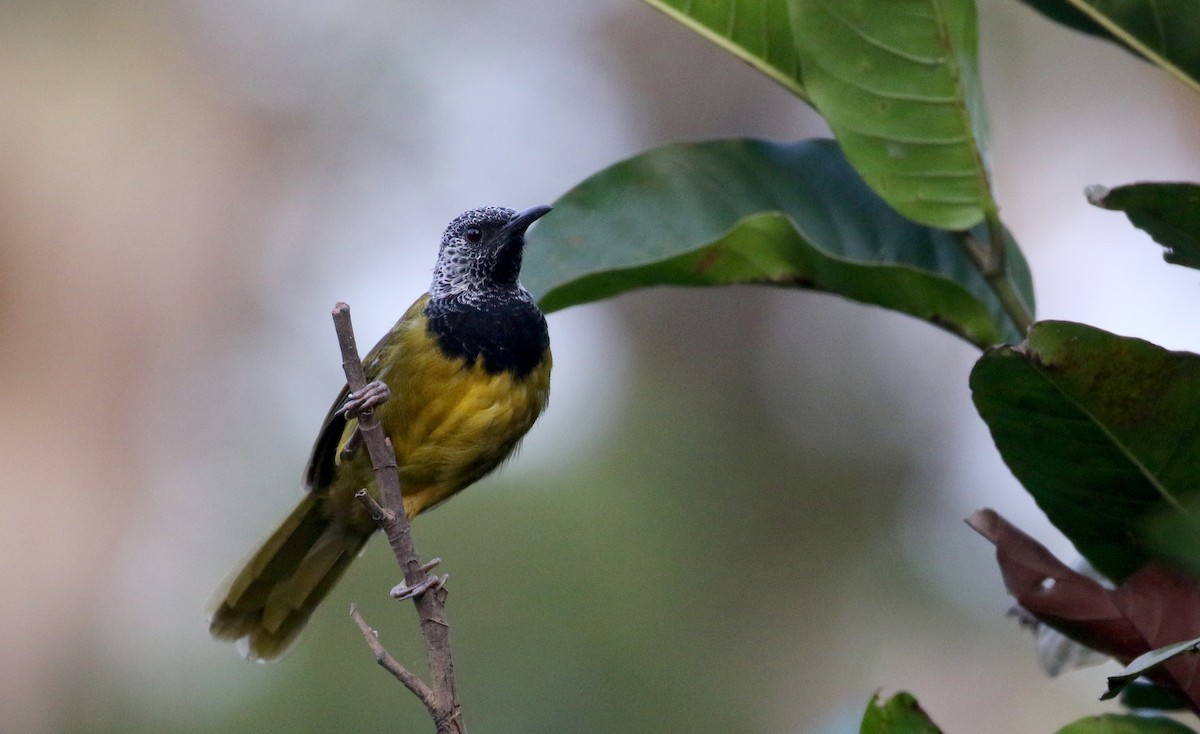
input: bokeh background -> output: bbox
[3,1,1199,732]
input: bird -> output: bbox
[207,205,553,661]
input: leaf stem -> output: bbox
[959,209,1034,340]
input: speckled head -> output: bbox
[431,205,552,302]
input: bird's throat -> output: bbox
[424,295,549,378]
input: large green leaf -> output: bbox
[970,321,1200,581]
[1017,0,1200,93]
[1087,182,1200,271]
[524,138,1033,348]
[860,692,944,734]
[642,0,806,100]
[789,0,994,230]
[1055,714,1196,734]
[1146,511,1200,577]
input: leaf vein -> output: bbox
[799,48,957,104]
[839,125,973,146]
[814,0,943,65]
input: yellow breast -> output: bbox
[326,296,551,525]
[382,316,551,516]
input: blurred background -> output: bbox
[3,1,1199,732]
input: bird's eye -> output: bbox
[464,227,483,244]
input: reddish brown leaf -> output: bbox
[968,509,1200,711]
[1114,566,1200,700]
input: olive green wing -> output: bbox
[302,293,430,492]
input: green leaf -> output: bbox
[642,0,806,100]
[970,321,1200,581]
[1119,681,1191,711]
[1104,638,1200,700]
[1017,1,1200,93]
[1055,714,1197,734]
[860,692,943,734]
[1145,510,1200,576]
[524,138,1034,348]
[789,0,994,230]
[1087,183,1200,271]
[1019,0,1118,42]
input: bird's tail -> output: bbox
[206,492,371,661]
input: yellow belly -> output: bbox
[322,303,551,530]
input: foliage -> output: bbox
[971,322,1200,582]
[1088,183,1200,270]
[523,138,1031,347]
[969,509,1200,708]
[1054,714,1197,734]
[860,692,945,734]
[1018,0,1200,94]
[521,0,1200,730]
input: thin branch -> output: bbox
[350,603,436,705]
[332,302,466,734]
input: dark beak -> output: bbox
[500,204,552,240]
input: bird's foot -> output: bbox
[390,559,447,601]
[337,380,391,419]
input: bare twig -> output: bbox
[332,302,465,734]
[350,603,436,704]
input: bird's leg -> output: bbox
[337,380,391,418]
[390,558,447,601]
[391,574,448,602]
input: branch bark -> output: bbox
[332,302,465,734]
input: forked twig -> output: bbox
[332,302,464,734]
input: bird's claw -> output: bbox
[337,380,391,418]
[390,559,446,601]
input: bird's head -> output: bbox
[431,205,552,302]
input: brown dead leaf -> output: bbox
[968,508,1200,711]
